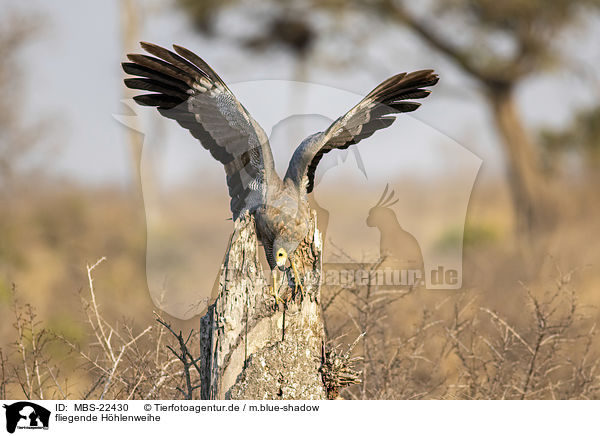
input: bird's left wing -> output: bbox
[284,70,439,193]
[123,42,276,219]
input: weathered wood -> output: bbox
[200,211,326,399]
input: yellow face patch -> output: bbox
[276,248,288,267]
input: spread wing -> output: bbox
[284,70,439,193]
[123,42,276,219]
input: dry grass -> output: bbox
[1,257,201,400]
[326,266,600,399]
[3,254,597,400]
[322,263,600,399]
[1,179,600,399]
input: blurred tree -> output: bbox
[174,0,600,251]
[363,0,600,245]
[540,104,600,177]
[177,0,236,34]
[177,0,316,56]
[120,0,145,191]
[0,13,50,187]
[0,11,52,271]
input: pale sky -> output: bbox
[3,0,600,188]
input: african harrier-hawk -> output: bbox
[122,42,438,303]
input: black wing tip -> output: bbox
[172,43,188,53]
[133,93,182,109]
[171,44,200,63]
[126,52,146,63]
[413,68,436,76]
[411,69,439,87]
[406,68,437,79]
[127,41,221,83]
[124,42,167,61]
[137,41,190,57]
[140,41,162,52]
[398,69,439,89]
[143,41,191,53]
[125,42,166,60]
[121,61,132,73]
[132,94,156,106]
[172,43,224,84]
[367,69,439,104]
[390,101,422,113]
[123,77,138,89]
[140,41,177,59]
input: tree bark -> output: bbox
[488,88,556,247]
[120,0,144,191]
[200,211,327,400]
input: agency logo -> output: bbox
[2,402,50,433]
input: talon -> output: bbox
[270,269,284,306]
[291,259,304,297]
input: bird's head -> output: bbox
[272,238,299,271]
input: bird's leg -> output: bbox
[270,269,284,305]
[291,258,305,297]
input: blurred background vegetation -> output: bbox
[1,0,600,399]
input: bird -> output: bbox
[122,42,438,304]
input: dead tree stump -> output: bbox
[200,211,327,399]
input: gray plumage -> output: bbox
[123,42,438,271]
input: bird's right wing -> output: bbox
[123,42,276,219]
[285,70,439,193]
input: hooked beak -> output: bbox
[276,248,288,271]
